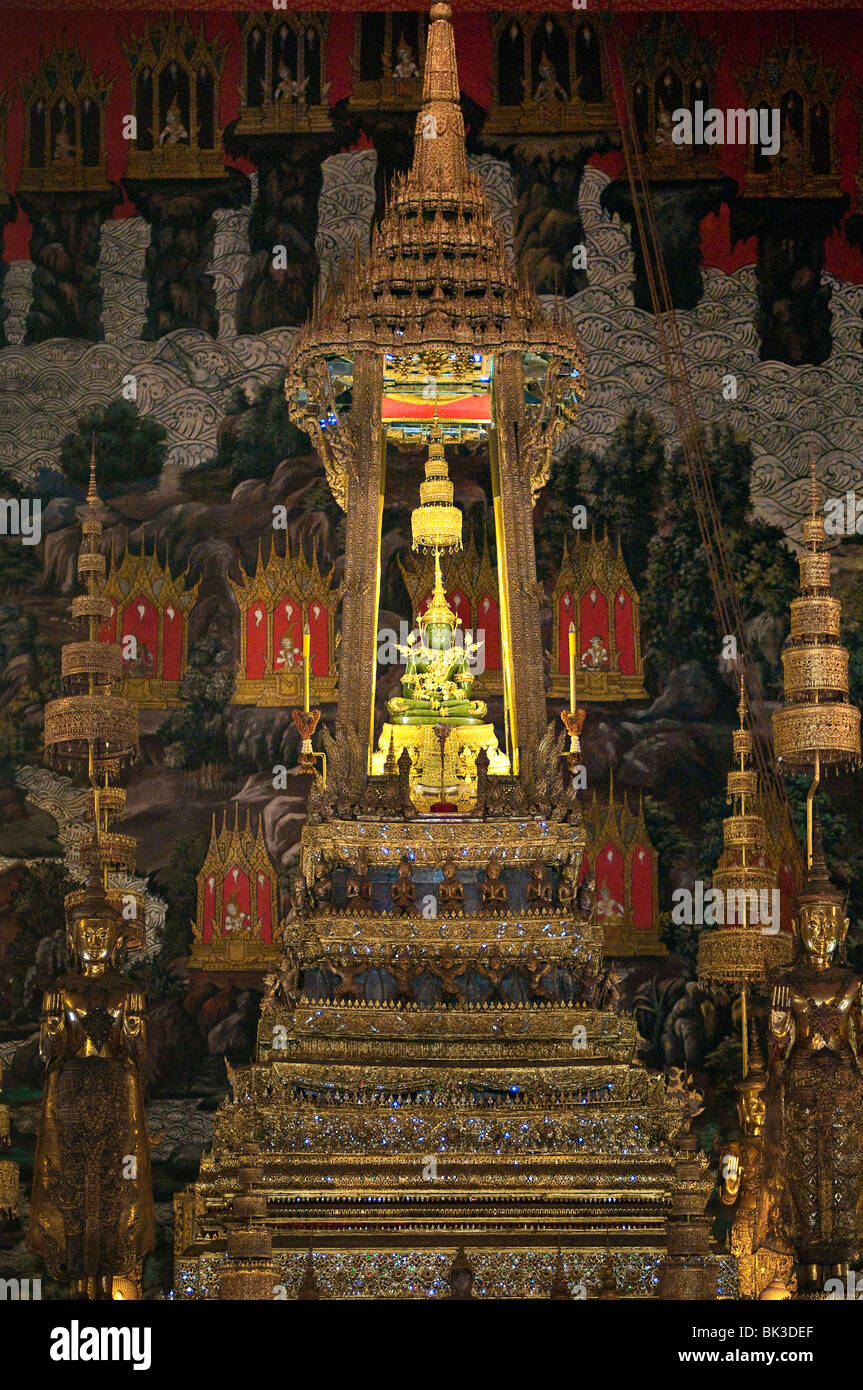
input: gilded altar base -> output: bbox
[371,722,509,812]
[173,812,720,1299]
[173,996,693,1298]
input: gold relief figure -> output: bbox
[720,1043,796,1299]
[477,947,507,1003]
[526,859,552,908]
[437,855,464,912]
[577,871,596,919]
[29,873,154,1298]
[523,948,553,1000]
[345,851,372,907]
[429,948,463,1005]
[287,870,309,919]
[389,947,415,1002]
[391,856,417,915]
[263,953,300,1012]
[159,98,188,146]
[557,857,579,912]
[333,952,365,1002]
[311,860,334,907]
[480,854,508,910]
[757,837,863,1290]
[447,1246,475,1300]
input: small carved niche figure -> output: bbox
[480,853,508,910]
[287,870,309,920]
[577,871,596,919]
[389,946,415,1003]
[522,947,552,1000]
[557,856,579,911]
[391,855,417,915]
[429,947,462,1006]
[447,1245,475,1300]
[263,951,300,1012]
[333,950,365,1002]
[311,859,334,908]
[437,855,464,913]
[345,850,372,908]
[477,946,507,1003]
[526,858,552,908]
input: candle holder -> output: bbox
[291,707,321,772]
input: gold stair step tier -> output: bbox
[773,701,861,768]
[697,926,792,984]
[258,1000,634,1063]
[300,913,599,958]
[299,816,582,877]
[43,693,139,769]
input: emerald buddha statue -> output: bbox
[371,433,508,802]
[389,550,485,727]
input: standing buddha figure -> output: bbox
[756,832,863,1292]
[29,866,154,1299]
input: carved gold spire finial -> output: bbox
[87,432,99,509]
[773,453,860,866]
[42,439,141,935]
[808,451,818,531]
[698,671,791,1047]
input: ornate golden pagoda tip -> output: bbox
[87,433,99,506]
[808,451,818,525]
[737,670,746,729]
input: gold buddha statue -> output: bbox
[756,831,863,1292]
[29,866,154,1299]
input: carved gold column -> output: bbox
[336,350,385,764]
[491,350,548,761]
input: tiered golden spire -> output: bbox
[698,675,791,1069]
[42,445,140,927]
[285,2,585,464]
[411,427,463,555]
[773,458,861,865]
